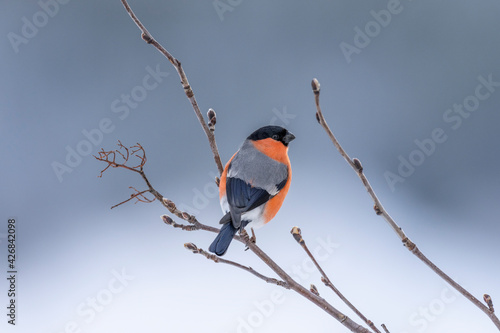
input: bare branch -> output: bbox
[291,227,382,333]
[311,78,500,330]
[241,233,371,332]
[184,243,290,288]
[120,0,224,175]
[161,198,222,234]
[162,214,202,231]
[110,187,154,209]
[94,141,147,177]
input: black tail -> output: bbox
[209,222,237,256]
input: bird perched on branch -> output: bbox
[209,126,295,256]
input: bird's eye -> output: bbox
[272,134,279,140]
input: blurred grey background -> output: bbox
[1,0,500,332]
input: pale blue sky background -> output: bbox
[1,1,500,332]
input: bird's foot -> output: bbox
[242,228,256,251]
[240,228,249,241]
[249,228,256,244]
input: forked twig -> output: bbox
[291,227,384,333]
[95,141,147,177]
[311,78,500,330]
[110,187,154,209]
[94,142,157,209]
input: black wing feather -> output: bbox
[227,177,271,211]
[226,177,271,228]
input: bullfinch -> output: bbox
[209,126,295,256]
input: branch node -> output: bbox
[310,284,320,296]
[484,294,495,313]
[402,237,417,251]
[373,204,382,215]
[183,83,194,98]
[141,32,153,43]
[353,158,363,173]
[320,276,329,286]
[315,112,321,124]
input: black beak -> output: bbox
[283,131,296,145]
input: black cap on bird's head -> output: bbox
[247,126,295,146]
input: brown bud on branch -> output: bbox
[311,78,321,95]
[163,198,177,210]
[161,214,174,225]
[352,158,363,173]
[184,242,199,253]
[310,284,320,296]
[290,226,304,245]
[321,276,329,286]
[207,108,216,131]
[484,294,495,312]
[373,205,382,215]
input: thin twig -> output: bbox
[311,78,500,330]
[381,324,390,333]
[240,231,371,333]
[94,141,147,177]
[161,198,222,234]
[291,227,382,333]
[110,188,154,209]
[120,0,224,175]
[184,243,290,288]
[98,146,370,331]
[164,194,370,331]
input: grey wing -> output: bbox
[228,141,289,196]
